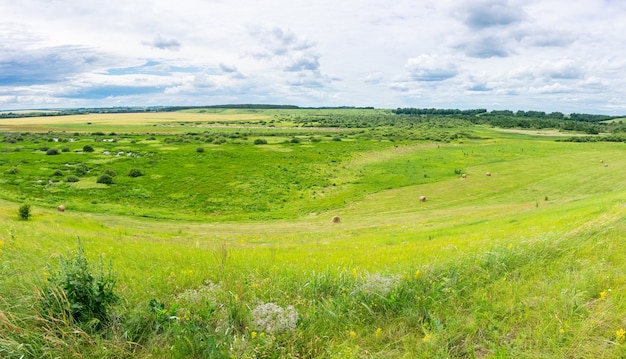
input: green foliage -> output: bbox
[254,138,268,145]
[102,168,117,177]
[82,144,94,152]
[65,175,80,183]
[196,147,205,153]
[46,148,59,155]
[18,203,30,220]
[128,168,143,177]
[6,167,20,174]
[96,174,114,185]
[39,240,119,329]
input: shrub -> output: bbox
[66,175,79,183]
[290,137,300,144]
[38,240,119,329]
[254,138,268,145]
[6,167,19,174]
[46,148,59,155]
[102,168,117,177]
[128,168,143,177]
[61,147,70,152]
[196,147,205,153]
[332,137,342,142]
[75,164,88,176]
[52,170,64,177]
[97,174,114,185]
[18,204,31,220]
[82,144,94,152]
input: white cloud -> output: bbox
[1,0,626,113]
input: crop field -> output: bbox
[1,108,626,358]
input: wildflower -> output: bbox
[414,270,420,279]
[251,331,257,339]
[422,333,431,342]
[559,328,565,335]
[616,328,626,343]
[348,330,357,339]
[600,291,608,299]
[352,268,358,279]
[508,243,513,249]
[375,328,383,337]
[359,273,401,296]
[251,302,298,334]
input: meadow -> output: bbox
[1,108,626,358]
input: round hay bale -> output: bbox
[57,205,66,212]
[419,195,427,202]
[600,160,604,163]
[331,216,341,223]
[604,163,608,167]
[461,174,467,179]
[486,172,491,177]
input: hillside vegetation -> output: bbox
[1,108,626,358]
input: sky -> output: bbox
[1,0,626,114]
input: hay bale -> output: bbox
[604,163,608,167]
[331,216,341,223]
[600,160,604,163]
[486,172,491,177]
[419,195,427,202]
[57,205,65,212]
[461,174,467,179]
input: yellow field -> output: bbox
[0,112,271,131]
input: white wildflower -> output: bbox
[251,302,298,333]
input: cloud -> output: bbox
[459,36,511,58]
[363,72,384,85]
[219,63,238,73]
[143,35,181,51]
[405,55,458,81]
[0,45,103,86]
[285,56,320,72]
[455,0,525,30]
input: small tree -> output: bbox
[18,204,31,220]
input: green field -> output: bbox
[1,109,626,358]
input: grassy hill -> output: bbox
[1,109,626,358]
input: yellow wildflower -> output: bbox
[251,331,257,339]
[422,333,431,342]
[508,243,513,249]
[348,330,357,339]
[259,332,265,338]
[414,270,420,279]
[0,240,4,246]
[600,291,608,299]
[616,328,625,343]
[559,328,565,335]
[375,328,382,337]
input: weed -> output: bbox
[38,239,118,330]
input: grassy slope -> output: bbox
[1,123,626,357]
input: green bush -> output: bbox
[74,164,89,176]
[128,168,143,177]
[61,147,70,152]
[39,240,119,329]
[196,147,205,153]
[46,148,59,155]
[18,204,30,220]
[66,175,80,183]
[83,144,95,153]
[102,168,117,177]
[52,170,64,177]
[97,174,114,185]
[254,138,268,145]
[6,167,19,174]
